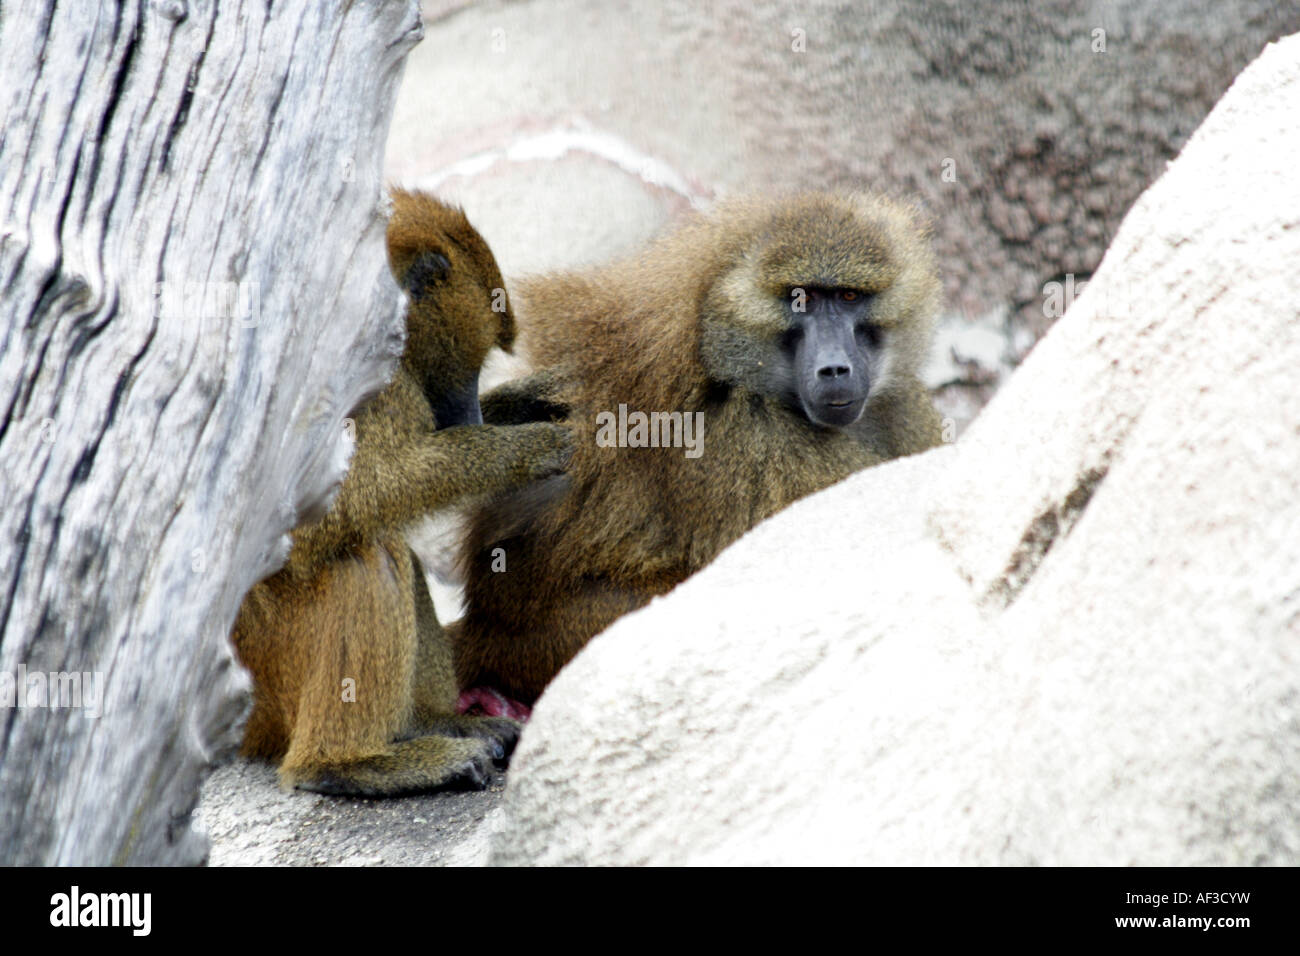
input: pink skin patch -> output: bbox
[457,687,532,722]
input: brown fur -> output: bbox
[231,190,570,795]
[454,192,944,702]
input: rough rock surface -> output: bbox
[489,34,1300,867]
[196,761,506,867]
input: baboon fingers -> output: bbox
[414,714,523,768]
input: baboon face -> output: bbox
[698,193,936,432]
[782,285,877,428]
[700,272,890,432]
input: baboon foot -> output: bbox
[286,735,501,797]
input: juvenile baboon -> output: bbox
[231,190,570,796]
[455,192,943,704]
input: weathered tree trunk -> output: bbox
[0,0,420,864]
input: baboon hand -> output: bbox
[512,421,574,481]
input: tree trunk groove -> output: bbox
[0,0,421,864]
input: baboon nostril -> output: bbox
[818,364,850,379]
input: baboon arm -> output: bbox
[288,419,570,575]
[395,422,573,512]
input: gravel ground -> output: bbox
[195,758,507,866]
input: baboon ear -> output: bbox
[403,250,451,299]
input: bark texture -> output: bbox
[0,0,421,865]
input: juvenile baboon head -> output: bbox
[700,192,940,428]
[386,189,516,427]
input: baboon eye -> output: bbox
[840,290,859,302]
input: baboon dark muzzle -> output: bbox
[432,373,483,429]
